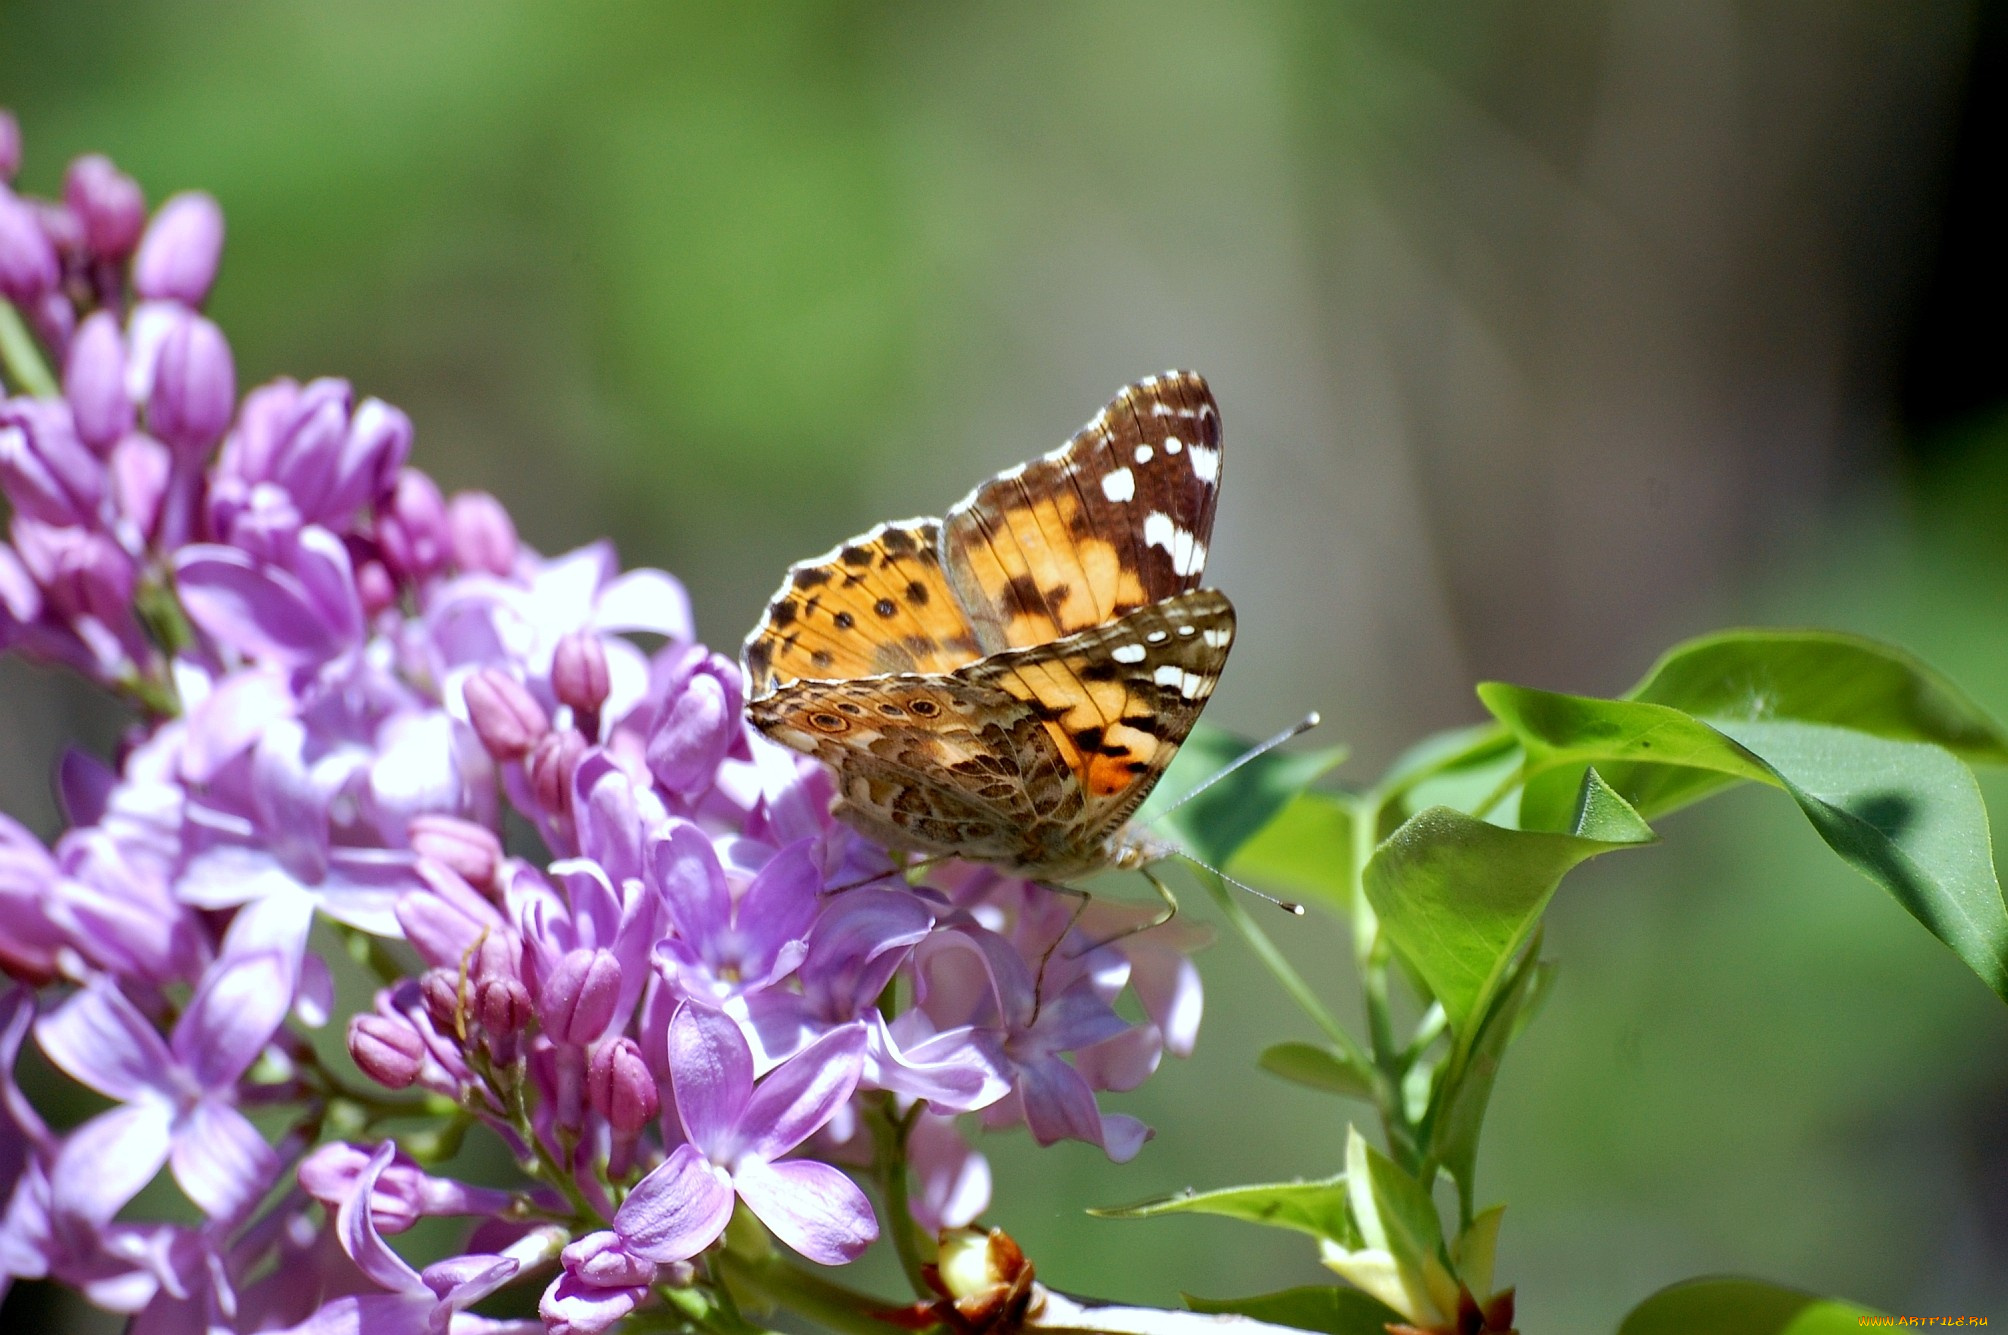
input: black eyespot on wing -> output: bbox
[771,601,798,628]
[874,598,898,618]
[840,545,872,566]
[833,611,855,629]
[908,699,941,717]
[794,566,830,589]
[906,581,930,605]
[812,649,834,668]
[879,526,916,553]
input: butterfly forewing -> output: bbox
[960,589,1233,839]
[743,519,984,697]
[942,371,1222,654]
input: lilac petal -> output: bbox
[561,1230,655,1287]
[1015,1055,1108,1150]
[174,949,290,1089]
[51,1100,173,1225]
[419,1251,519,1308]
[802,888,933,1015]
[740,990,819,1073]
[549,858,622,955]
[908,1114,990,1232]
[55,746,116,828]
[611,1143,734,1263]
[170,1099,277,1220]
[868,1018,1008,1113]
[540,1270,647,1335]
[175,844,303,910]
[734,839,819,982]
[1031,984,1131,1055]
[35,980,174,1101]
[666,1004,753,1154]
[174,545,345,666]
[650,824,730,944]
[739,1022,866,1161]
[572,760,642,886]
[732,1157,877,1266]
[1074,1024,1162,1094]
[1128,946,1203,1058]
[336,1143,424,1295]
[292,526,364,647]
[591,568,692,642]
[316,850,422,936]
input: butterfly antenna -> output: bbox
[1172,849,1305,915]
[1143,711,1323,825]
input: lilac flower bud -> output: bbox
[474,930,523,987]
[132,191,224,305]
[526,727,587,815]
[0,185,58,302]
[64,312,134,453]
[409,813,502,891]
[110,435,170,539]
[63,154,146,259]
[447,490,517,575]
[345,398,412,509]
[349,1012,427,1090]
[420,969,467,1038]
[148,312,236,453]
[477,975,533,1040]
[377,466,449,583]
[553,630,610,716]
[355,557,396,617]
[463,668,549,760]
[540,948,621,1044]
[0,399,103,527]
[0,111,19,183]
[587,1036,659,1133]
[646,657,741,797]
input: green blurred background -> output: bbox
[3,2,2007,1329]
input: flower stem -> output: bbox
[0,300,56,398]
[867,1096,933,1298]
[716,1250,901,1335]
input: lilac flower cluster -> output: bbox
[0,115,1205,1333]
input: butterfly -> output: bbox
[740,371,1231,890]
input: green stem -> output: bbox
[0,300,57,398]
[867,1098,933,1298]
[716,1250,902,1335]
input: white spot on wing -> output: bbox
[1142,512,1206,576]
[1146,629,1169,643]
[1165,437,1182,455]
[1188,443,1220,483]
[1111,643,1146,664]
[1100,467,1135,502]
[1153,664,1184,688]
[1203,628,1231,648]
[1134,443,1153,464]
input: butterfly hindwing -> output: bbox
[941,371,1222,653]
[743,519,984,697]
[958,588,1233,834]
[746,672,1069,861]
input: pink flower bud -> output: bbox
[447,490,517,576]
[477,975,533,1039]
[646,661,739,796]
[526,727,586,815]
[0,185,58,303]
[0,111,20,183]
[64,312,133,453]
[474,931,523,986]
[63,154,145,259]
[586,1037,659,1134]
[553,631,611,716]
[355,558,396,617]
[132,191,224,305]
[463,668,549,760]
[377,467,449,583]
[540,948,621,1045]
[0,399,103,527]
[148,312,236,453]
[408,813,502,891]
[349,1012,427,1089]
[420,969,466,1038]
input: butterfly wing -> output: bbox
[942,370,1222,654]
[958,588,1234,845]
[742,519,985,698]
[745,672,1067,864]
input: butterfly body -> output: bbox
[742,371,1231,884]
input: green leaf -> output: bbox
[1092,1176,1354,1245]
[1716,719,2008,1001]
[1477,682,1774,828]
[1363,772,1655,1032]
[1259,1041,1376,1102]
[1617,1278,1880,1334]
[1346,1130,1443,1272]
[1151,724,1349,869]
[1629,628,2008,763]
[1183,1287,1404,1335]
[1226,789,1356,914]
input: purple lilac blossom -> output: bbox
[0,114,1209,1332]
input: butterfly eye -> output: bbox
[908,699,941,717]
[808,712,849,732]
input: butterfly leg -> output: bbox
[1028,880,1096,1025]
[1062,866,1180,961]
[824,852,953,896]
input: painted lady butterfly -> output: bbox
[741,371,1231,887]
